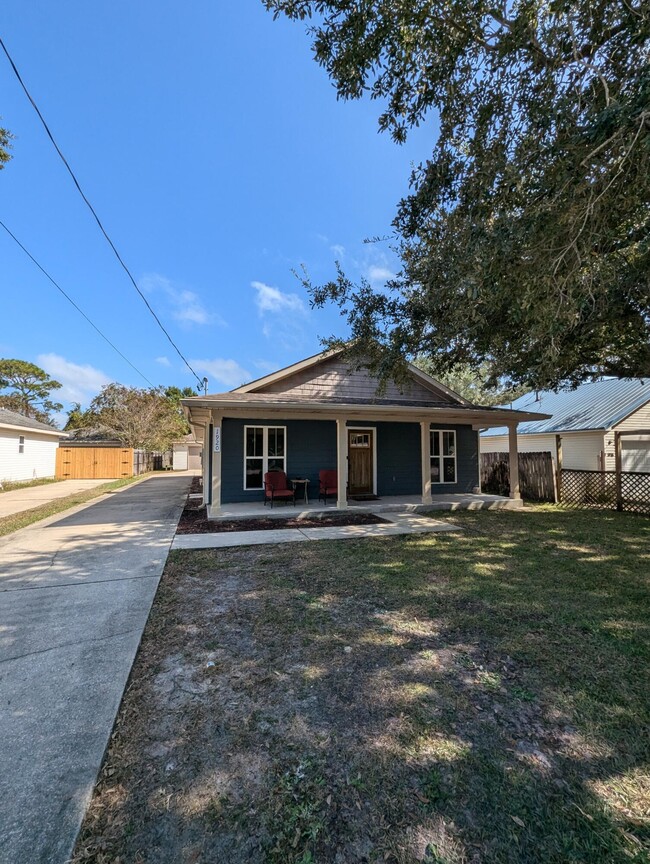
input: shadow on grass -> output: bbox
[73,506,650,864]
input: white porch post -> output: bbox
[420,420,432,505]
[336,417,348,509]
[210,411,223,515]
[508,422,521,500]
[201,423,210,498]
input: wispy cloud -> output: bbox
[140,273,223,327]
[253,359,280,374]
[252,281,307,316]
[37,353,111,406]
[190,358,252,390]
[367,264,396,283]
[252,280,310,351]
[330,243,346,259]
[155,355,171,367]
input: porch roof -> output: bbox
[182,391,549,428]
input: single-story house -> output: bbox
[481,378,650,472]
[182,349,548,515]
[0,407,67,483]
[172,434,202,471]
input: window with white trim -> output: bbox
[18,435,25,454]
[244,426,286,490]
[430,429,456,483]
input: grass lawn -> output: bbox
[0,475,151,537]
[73,507,650,864]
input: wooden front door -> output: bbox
[348,430,374,495]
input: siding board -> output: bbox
[261,357,454,403]
[0,430,60,482]
[220,417,478,503]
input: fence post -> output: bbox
[615,431,623,511]
[555,435,562,503]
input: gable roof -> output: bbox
[481,378,650,437]
[233,347,471,406]
[0,407,67,437]
[182,349,551,428]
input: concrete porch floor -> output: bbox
[206,493,522,520]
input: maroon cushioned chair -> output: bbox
[319,469,338,505]
[263,471,296,508]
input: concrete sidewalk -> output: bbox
[0,473,191,863]
[0,479,107,518]
[172,512,461,550]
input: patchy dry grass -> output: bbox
[73,506,650,863]
[0,476,62,493]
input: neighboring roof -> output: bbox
[481,378,650,437]
[232,347,472,406]
[0,407,67,437]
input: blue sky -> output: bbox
[1,1,436,424]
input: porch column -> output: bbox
[508,422,521,499]
[336,417,348,509]
[420,420,432,505]
[210,411,223,515]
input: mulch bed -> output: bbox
[177,503,388,534]
[188,476,203,495]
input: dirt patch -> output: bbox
[177,504,388,534]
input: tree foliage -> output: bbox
[0,358,63,424]
[264,0,650,389]
[85,384,188,450]
[416,357,528,406]
[0,120,12,169]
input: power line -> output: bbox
[0,36,203,387]
[0,218,156,388]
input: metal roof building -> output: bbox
[483,378,650,437]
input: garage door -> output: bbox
[621,438,650,473]
[188,446,202,470]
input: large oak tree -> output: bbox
[264,0,650,389]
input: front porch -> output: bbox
[204,492,522,520]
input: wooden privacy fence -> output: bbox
[56,446,158,479]
[560,469,650,516]
[481,451,556,502]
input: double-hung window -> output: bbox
[18,435,25,454]
[430,429,456,484]
[244,426,286,490]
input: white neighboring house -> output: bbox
[0,408,68,483]
[481,379,650,472]
[172,434,202,471]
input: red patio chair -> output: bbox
[263,471,296,508]
[319,469,338,505]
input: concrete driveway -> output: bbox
[0,479,107,518]
[0,473,192,863]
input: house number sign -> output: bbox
[213,426,221,453]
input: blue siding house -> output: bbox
[183,349,546,515]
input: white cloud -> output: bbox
[190,358,252,390]
[251,281,310,351]
[140,273,223,327]
[155,355,171,367]
[367,264,396,283]
[330,244,346,258]
[37,353,111,406]
[252,281,307,316]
